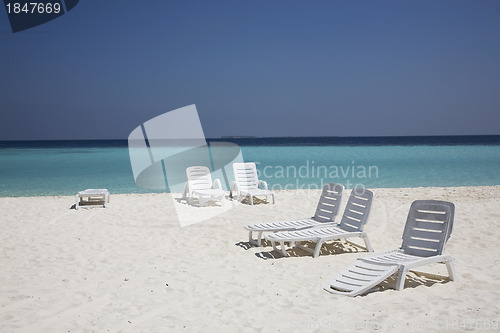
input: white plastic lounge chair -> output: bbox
[230,162,275,205]
[265,189,374,258]
[75,189,109,209]
[182,166,226,207]
[323,200,456,296]
[244,183,344,246]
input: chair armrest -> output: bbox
[212,179,223,190]
[229,181,238,198]
[257,180,269,190]
[182,182,189,199]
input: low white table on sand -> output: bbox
[75,189,109,209]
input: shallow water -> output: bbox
[1,137,499,197]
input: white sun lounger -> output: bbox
[230,162,275,205]
[265,189,374,258]
[244,183,344,246]
[323,200,456,296]
[75,189,109,209]
[182,166,226,207]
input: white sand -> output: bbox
[1,186,500,332]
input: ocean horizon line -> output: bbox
[2,133,500,140]
[1,134,500,148]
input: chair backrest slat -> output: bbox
[401,200,455,257]
[313,183,344,223]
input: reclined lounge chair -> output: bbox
[244,183,344,246]
[323,200,456,296]
[182,166,226,207]
[265,188,374,258]
[230,162,275,205]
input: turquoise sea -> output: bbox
[1,136,500,197]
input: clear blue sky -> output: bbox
[1,0,499,140]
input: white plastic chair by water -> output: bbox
[265,189,374,258]
[244,183,344,246]
[323,200,456,296]
[182,166,226,207]
[75,189,110,210]
[230,162,275,205]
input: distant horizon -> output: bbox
[1,133,500,143]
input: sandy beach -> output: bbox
[1,186,500,332]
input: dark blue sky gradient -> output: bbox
[1,0,499,139]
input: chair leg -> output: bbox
[396,267,409,291]
[257,232,263,247]
[249,231,255,246]
[313,240,324,258]
[182,183,188,201]
[272,241,288,257]
[271,241,279,254]
[445,258,456,281]
[249,195,254,205]
[361,234,374,252]
[248,231,263,247]
[279,241,288,257]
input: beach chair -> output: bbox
[75,189,110,209]
[182,166,226,207]
[244,183,344,246]
[323,200,456,296]
[265,188,373,258]
[230,162,275,205]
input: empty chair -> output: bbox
[230,162,275,205]
[182,166,226,207]
[265,188,374,258]
[323,200,456,296]
[244,183,344,246]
